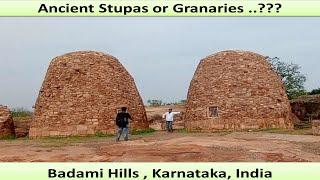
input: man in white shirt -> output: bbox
[162,108,180,132]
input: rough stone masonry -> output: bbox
[184,50,293,132]
[29,51,148,137]
[0,105,15,138]
[291,95,320,121]
[312,120,320,136]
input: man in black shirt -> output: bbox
[115,107,131,141]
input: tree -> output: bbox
[267,56,307,99]
[309,88,320,95]
[147,99,164,106]
[10,107,32,118]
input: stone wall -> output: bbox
[184,50,293,132]
[0,105,15,138]
[312,120,320,136]
[13,117,32,138]
[291,95,320,121]
[30,51,148,137]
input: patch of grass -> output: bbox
[13,116,31,121]
[0,134,16,140]
[95,131,114,137]
[175,128,200,134]
[35,129,156,147]
[175,128,232,136]
[175,128,210,134]
[175,128,189,134]
[131,128,156,135]
[176,127,313,136]
[33,135,113,148]
[252,128,313,135]
[213,131,233,136]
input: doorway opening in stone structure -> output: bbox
[208,106,219,118]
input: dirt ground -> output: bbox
[0,130,319,162]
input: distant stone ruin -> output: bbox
[184,50,293,132]
[291,95,320,121]
[13,117,31,138]
[29,51,148,137]
[0,105,15,138]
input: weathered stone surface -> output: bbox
[0,105,15,138]
[13,117,32,138]
[312,120,320,136]
[291,95,320,121]
[184,50,293,132]
[30,51,148,137]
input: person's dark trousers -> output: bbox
[116,127,129,141]
[166,121,173,132]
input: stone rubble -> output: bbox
[312,120,320,136]
[0,105,15,138]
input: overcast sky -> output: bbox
[0,17,319,109]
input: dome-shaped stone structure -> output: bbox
[30,51,148,137]
[184,50,293,132]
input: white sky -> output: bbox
[0,17,319,109]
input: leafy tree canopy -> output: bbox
[267,56,307,99]
[309,88,320,95]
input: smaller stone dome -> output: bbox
[184,50,293,132]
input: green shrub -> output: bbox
[95,131,113,137]
[11,107,32,118]
[309,88,320,95]
[0,134,16,140]
[131,128,156,135]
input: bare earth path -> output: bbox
[0,131,319,162]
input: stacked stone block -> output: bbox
[30,51,148,137]
[291,95,320,121]
[184,50,293,132]
[0,105,15,138]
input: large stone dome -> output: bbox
[184,50,293,132]
[30,51,148,137]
